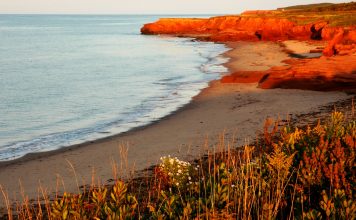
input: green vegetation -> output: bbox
[280,12,356,27]
[2,111,355,219]
[277,2,356,11]
[244,2,356,27]
[277,3,334,11]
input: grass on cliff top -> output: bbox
[243,2,356,27]
[281,12,356,27]
[1,107,355,219]
[278,2,356,12]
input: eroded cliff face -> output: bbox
[141,16,355,56]
[141,18,207,35]
[322,28,356,56]
[222,56,356,91]
[142,17,307,40]
[257,56,356,91]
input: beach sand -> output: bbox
[0,41,350,205]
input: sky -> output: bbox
[0,0,348,14]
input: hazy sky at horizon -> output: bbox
[0,0,348,14]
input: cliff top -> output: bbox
[277,2,355,11]
[242,2,356,27]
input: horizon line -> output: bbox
[0,12,237,16]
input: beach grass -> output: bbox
[1,109,355,219]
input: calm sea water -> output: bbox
[0,15,228,161]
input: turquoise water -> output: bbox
[0,15,228,161]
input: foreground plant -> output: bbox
[50,180,137,219]
[2,111,355,219]
[147,111,355,219]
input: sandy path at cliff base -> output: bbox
[224,41,290,72]
[0,41,350,207]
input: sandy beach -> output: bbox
[0,40,350,206]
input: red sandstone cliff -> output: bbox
[141,16,355,56]
[142,17,310,41]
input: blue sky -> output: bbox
[0,0,348,14]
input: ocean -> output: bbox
[0,15,228,161]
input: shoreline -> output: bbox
[0,80,215,167]
[0,40,351,205]
[0,39,228,164]
[0,52,228,167]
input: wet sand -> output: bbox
[0,41,350,205]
